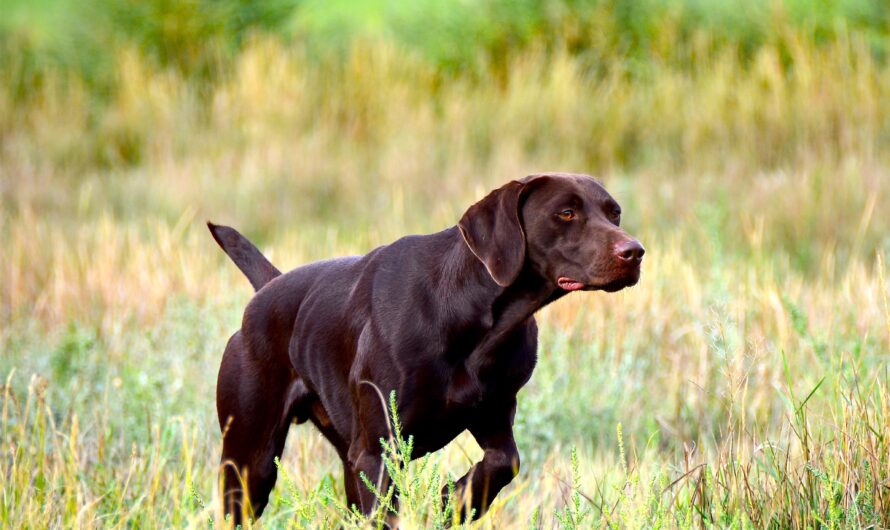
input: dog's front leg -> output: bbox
[446,401,520,520]
[348,446,387,515]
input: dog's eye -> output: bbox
[557,209,576,221]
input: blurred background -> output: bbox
[1,0,889,527]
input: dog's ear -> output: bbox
[458,180,529,286]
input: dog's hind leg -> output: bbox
[299,400,362,512]
[216,331,300,525]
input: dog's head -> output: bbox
[459,173,644,292]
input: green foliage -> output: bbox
[101,0,300,71]
[554,448,593,529]
[251,391,469,528]
[0,0,300,95]
[49,323,96,382]
[3,0,890,94]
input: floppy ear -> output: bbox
[458,180,528,286]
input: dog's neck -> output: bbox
[439,226,562,316]
[436,226,566,404]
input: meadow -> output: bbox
[2,0,890,527]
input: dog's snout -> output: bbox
[615,239,645,262]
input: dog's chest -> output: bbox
[403,352,535,456]
[448,352,535,403]
[441,325,538,408]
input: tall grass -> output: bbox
[2,2,890,528]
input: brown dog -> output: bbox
[208,173,644,523]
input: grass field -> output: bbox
[2,1,890,528]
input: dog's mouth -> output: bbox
[594,266,641,292]
[559,263,642,293]
[557,277,586,291]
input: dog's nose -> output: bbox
[615,239,645,263]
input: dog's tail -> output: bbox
[207,222,282,291]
